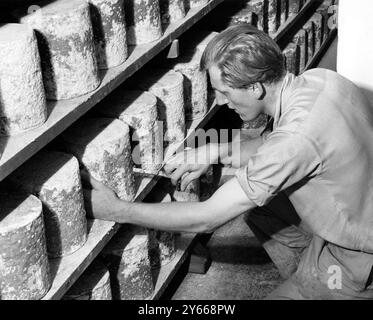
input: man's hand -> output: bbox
[163,144,219,191]
[81,170,122,222]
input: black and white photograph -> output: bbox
[1,0,371,307]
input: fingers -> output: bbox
[170,165,190,186]
[80,170,106,191]
[180,171,200,192]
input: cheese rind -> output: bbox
[62,118,136,201]
[9,151,88,258]
[140,69,185,158]
[88,0,128,69]
[172,51,208,121]
[148,194,176,268]
[0,23,47,136]
[100,226,154,300]
[125,0,163,45]
[97,90,163,174]
[0,194,50,300]
[159,0,185,25]
[17,0,100,100]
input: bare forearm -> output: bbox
[110,178,256,234]
[113,200,214,233]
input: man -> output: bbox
[83,24,373,299]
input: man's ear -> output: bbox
[251,82,265,100]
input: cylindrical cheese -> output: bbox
[100,226,154,300]
[88,0,128,69]
[0,23,47,136]
[293,29,307,72]
[17,0,100,100]
[283,42,300,75]
[160,0,185,25]
[9,151,88,258]
[289,0,303,18]
[185,0,209,11]
[268,0,280,37]
[311,13,323,52]
[97,90,163,174]
[0,194,50,300]
[172,178,200,202]
[125,0,163,45]
[140,69,185,158]
[172,51,208,121]
[303,20,315,63]
[246,0,266,32]
[148,194,176,268]
[63,260,112,300]
[62,118,136,201]
[280,0,288,26]
[316,3,331,41]
[229,9,255,27]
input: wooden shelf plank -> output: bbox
[304,28,338,70]
[41,101,220,300]
[0,0,223,183]
[42,219,119,300]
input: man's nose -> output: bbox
[215,91,228,106]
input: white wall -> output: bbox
[337,0,373,103]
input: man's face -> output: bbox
[208,65,265,122]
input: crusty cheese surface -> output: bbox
[0,23,47,136]
[0,194,50,300]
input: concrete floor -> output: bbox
[172,216,284,300]
[171,38,338,301]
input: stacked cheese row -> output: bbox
[284,0,338,75]
[0,0,212,136]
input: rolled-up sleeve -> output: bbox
[235,132,322,207]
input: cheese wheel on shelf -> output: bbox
[311,13,324,52]
[171,50,208,121]
[97,90,163,174]
[125,0,163,45]
[283,42,300,75]
[62,118,136,201]
[160,0,185,25]
[139,69,185,158]
[63,260,112,300]
[148,194,177,268]
[9,151,88,258]
[289,0,303,18]
[16,0,100,100]
[293,29,307,72]
[0,23,47,136]
[0,194,50,300]
[268,0,280,37]
[88,0,128,69]
[100,225,154,300]
[303,19,315,63]
[186,0,209,11]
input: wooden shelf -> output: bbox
[273,0,315,43]
[0,0,223,183]
[41,102,220,300]
[305,28,338,70]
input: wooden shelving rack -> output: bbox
[0,0,336,300]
